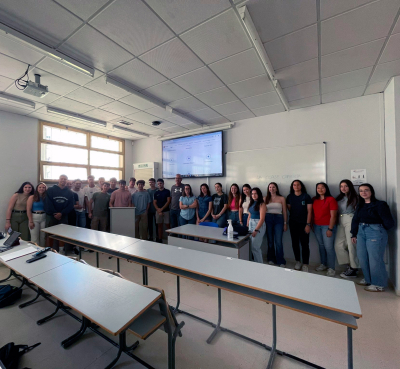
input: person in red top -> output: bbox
[312,182,338,277]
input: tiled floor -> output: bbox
[1,251,399,369]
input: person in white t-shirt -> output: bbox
[83,175,100,229]
[71,179,86,227]
[128,177,137,195]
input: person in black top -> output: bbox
[351,183,394,292]
[211,183,228,228]
[286,180,312,272]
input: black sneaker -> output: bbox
[340,267,358,279]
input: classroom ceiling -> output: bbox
[0,0,399,140]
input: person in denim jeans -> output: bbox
[247,187,266,263]
[264,182,288,267]
[179,184,197,239]
[211,183,228,228]
[239,184,251,228]
[351,183,394,292]
[196,184,212,223]
[228,183,241,225]
[312,183,338,277]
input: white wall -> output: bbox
[132,94,386,264]
[0,111,39,229]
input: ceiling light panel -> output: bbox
[113,125,150,137]
[47,106,107,126]
[0,92,35,108]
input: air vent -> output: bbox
[118,120,133,126]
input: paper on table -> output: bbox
[0,246,38,262]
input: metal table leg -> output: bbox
[0,269,13,283]
[142,266,148,285]
[117,258,120,273]
[105,332,126,369]
[19,288,44,309]
[348,327,353,369]
[267,305,277,369]
[96,252,99,268]
[206,288,222,344]
[61,316,90,348]
[37,300,63,325]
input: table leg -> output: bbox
[19,288,44,309]
[79,248,82,260]
[96,252,99,268]
[0,269,13,283]
[206,288,222,344]
[267,305,277,369]
[105,332,126,369]
[61,316,90,348]
[142,266,148,285]
[348,327,353,369]
[173,276,181,312]
[37,300,63,325]
[117,258,120,273]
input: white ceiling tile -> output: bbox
[49,97,96,114]
[0,53,29,79]
[370,59,400,84]
[56,0,109,20]
[172,67,224,95]
[0,0,82,47]
[209,49,265,85]
[322,85,365,104]
[228,75,274,99]
[83,108,120,121]
[320,0,374,20]
[58,25,133,72]
[364,80,389,95]
[140,38,203,78]
[195,86,237,106]
[89,0,174,56]
[85,77,130,100]
[251,104,285,117]
[380,33,400,64]
[242,91,281,109]
[30,67,80,95]
[5,83,61,104]
[246,0,317,43]
[265,25,318,70]
[119,94,158,110]
[213,100,248,115]
[224,110,255,121]
[0,35,44,65]
[283,80,319,101]
[100,101,140,116]
[321,67,372,94]
[145,0,230,34]
[168,97,207,113]
[321,39,384,78]
[276,58,319,88]
[143,81,190,103]
[145,106,175,120]
[126,111,164,125]
[202,116,229,125]
[187,108,221,121]
[109,59,167,90]
[289,96,321,110]
[0,76,13,91]
[180,9,252,64]
[65,87,113,107]
[321,0,400,55]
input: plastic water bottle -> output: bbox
[227,219,234,240]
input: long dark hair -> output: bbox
[240,184,251,208]
[313,182,332,201]
[15,182,34,196]
[357,183,377,209]
[183,184,194,197]
[249,187,263,212]
[265,182,282,204]
[290,179,307,194]
[33,182,47,202]
[336,179,358,208]
[228,183,240,209]
[199,183,211,197]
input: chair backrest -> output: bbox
[199,222,219,228]
[98,268,126,280]
[50,249,88,264]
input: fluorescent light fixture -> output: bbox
[113,125,150,137]
[47,107,107,127]
[157,122,234,141]
[0,22,94,77]
[106,77,203,126]
[0,92,35,109]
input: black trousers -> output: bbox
[148,212,156,240]
[86,213,92,230]
[289,220,310,265]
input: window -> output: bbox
[40,122,124,182]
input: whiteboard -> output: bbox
[225,143,326,197]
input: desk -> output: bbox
[110,207,136,238]
[166,224,250,260]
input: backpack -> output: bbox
[0,285,22,308]
[0,342,40,369]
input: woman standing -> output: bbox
[228,183,241,225]
[335,180,359,279]
[179,184,198,228]
[287,180,312,272]
[351,184,394,292]
[312,182,338,277]
[4,182,35,241]
[211,183,228,228]
[264,182,288,267]
[197,183,212,223]
[239,184,251,227]
[247,187,266,263]
[27,182,47,246]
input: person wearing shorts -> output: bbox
[154,178,171,243]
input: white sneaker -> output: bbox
[280,264,286,268]
[268,261,274,265]
[326,268,336,277]
[364,285,385,292]
[357,278,370,286]
[301,265,309,272]
[294,261,302,270]
[315,264,328,271]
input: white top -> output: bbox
[266,202,283,214]
[128,186,137,195]
[83,186,101,213]
[242,196,251,214]
[72,188,85,212]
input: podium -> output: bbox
[110,207,136,238]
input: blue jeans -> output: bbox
[314,225,336,270]
[265,213,285,265]
[249,219,266,263]
[75,211,86,228]
[357,224,388,287]
[212,213,227,228]
[228,211,240,225]
[179,215,196,239]
[242,213,249,227]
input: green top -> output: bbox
[92,192,110,218]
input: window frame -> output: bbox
[39,121,125,183]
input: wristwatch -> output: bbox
[306,223,311,226]
[328,228,333,232]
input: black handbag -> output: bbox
[0,285,22,308]
[0,342,40,369]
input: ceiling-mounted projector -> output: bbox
[23,74,49,98]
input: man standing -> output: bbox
[98,177,105,189]
[109,180,132,207]
[154,178,171,243]
[128,177,137,195]
[83,175,100,229]
[71,179,86,227]
[132,180,151,240]
[44,174,75,251]
[147,178,157,241]
[90,182,110,232]
[108,177,119,194]
[170,174,184,230]
[66,180,79,228]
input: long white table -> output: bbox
[42,224,362,369]
[166,224,251,260]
